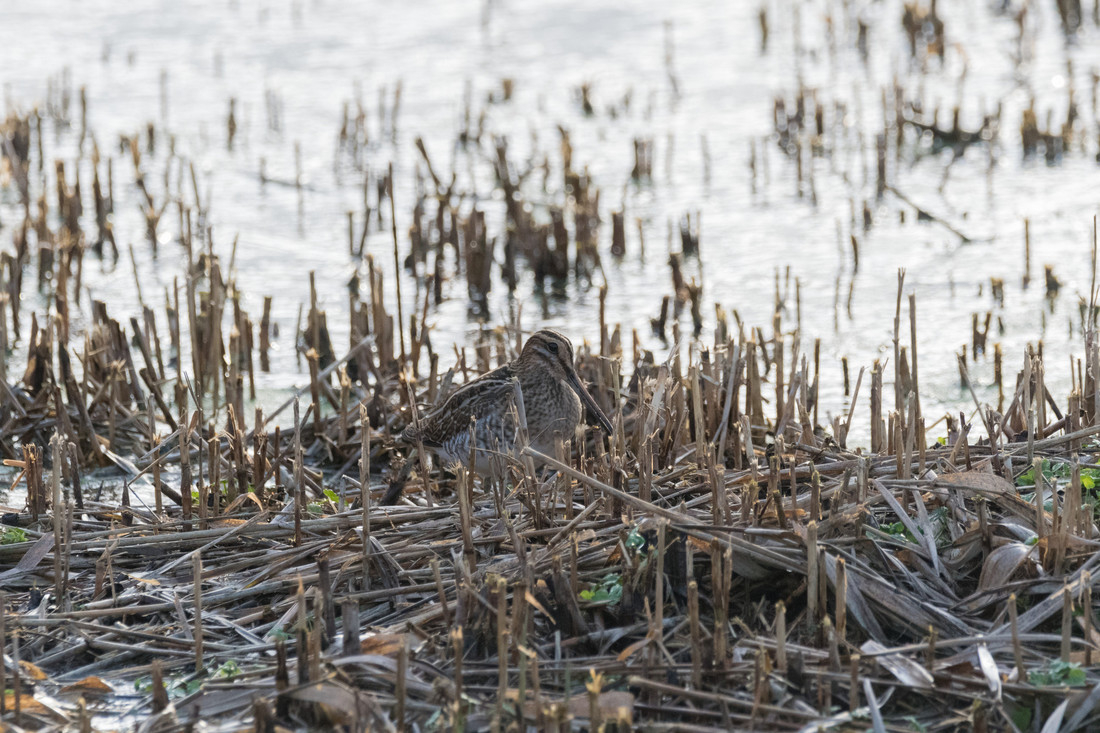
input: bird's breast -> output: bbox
[520,377,581,447]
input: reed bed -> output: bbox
[3,4,1100,730]
[2,270,1100,730]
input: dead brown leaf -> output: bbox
[61,676,114,695]
[359,633,405,656]
[19,660,48,681]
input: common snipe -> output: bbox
[401,329,614,476]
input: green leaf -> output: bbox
[0,527,26,545]
[579,573,624,606]
[214,660,241,679]
[1009,705,1033,730]
[880,521,918,543]
[1063,664,1087,686]
[323,489,339,503]
[1028,659,1088,687]
[1016,459,1077,487]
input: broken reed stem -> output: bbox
[688,579,702,689]
[342,599,359,657]
[318,556,336,643]
[806,520,819,627]
[407,382,434,509]
[495,577,508,731]
[0,591,5,717]
[360,404,371,590]
[775,600,787,674]
[51,435,64,606]
[389,162,407,364]
[1062,583,1073,663]
[849,655,861,712]
[12,630,20,720]
[655,520,666,641]
[926,625,937,673]
[151,659,168,712]
[295,577,308,684]
[1034,456,1046,541]
[193,551,203,673]
[294,397,303,548]
[452,626,465,728]
[180,401,193,532]
[457,466,476,573]
[835,556,847,643]
[587,671,604,732]
[1009,593,1025,680]
[1085,571,1094,667]
[432,558,450,627]
[396,637,408,729]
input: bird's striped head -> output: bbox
[519,329,614,434]
[519,329,575,377]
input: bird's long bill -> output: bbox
[567,370,615,435]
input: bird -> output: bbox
[400,329,614,477]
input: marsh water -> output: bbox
[2,0,1100,447]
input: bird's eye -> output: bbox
[547,341,559,354]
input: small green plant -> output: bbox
[1027,659,1087,687]
[879,520,914,541]
[213,660,241,679]
[175,678,203,697]
[579,573,623,606]
[0,526,26,544]
[1019,492,1055,513]
[875,507,949,547]
[1018,459,1100,521]
[323,488,340,504]
[134,674,203,698]
[1016,459,1100,488]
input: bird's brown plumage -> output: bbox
[401,329,613,475]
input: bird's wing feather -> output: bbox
[405,365,517,446]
